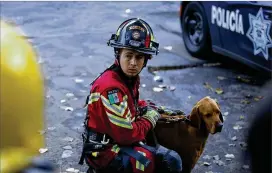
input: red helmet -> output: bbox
[107,18,159,56]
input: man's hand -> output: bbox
[142,107,161,128]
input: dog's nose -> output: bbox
[216,123,223,132]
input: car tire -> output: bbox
[182,2,211,58]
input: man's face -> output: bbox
[119,48,146,77]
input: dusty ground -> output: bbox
[1,2,271,173]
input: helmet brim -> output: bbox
[108,40,159,55]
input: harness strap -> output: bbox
[120,147,151,167]
[138,141,157,153]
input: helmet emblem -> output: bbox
[132,31,140,39]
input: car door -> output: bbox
[213,1,272,72]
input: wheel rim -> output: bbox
[185,11,204,46]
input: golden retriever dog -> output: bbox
[146,96,224,173]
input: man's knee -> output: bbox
[155,145,182,173]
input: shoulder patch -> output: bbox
[107,89,123,105]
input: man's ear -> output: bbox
[190,105,201,129]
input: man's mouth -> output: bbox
[128,69,137,73]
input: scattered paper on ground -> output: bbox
[74,78,84,83]
[66,93,74,97]
[62,137,74,142]
[203,162,211,166]
[163,46,172,51]
[215,88,224,94]
[239,115,245,120]
[236,76,251,83]
[66,168,80,173]
[254,96,263,101]
[233,125,242,130]
[153,87,163,92]
[225,154,235,159]
[169,86,176,91]
[158,84,167,88]
[203,82,213,91]
[60,106,74,111]
[63,145,73,150]
[217,76,226,80]
[213,160,225,166]
[48,126,56,131]
[213,155,220,160]
[231,136,237,141]
[153,75,163,82]
[241,99,251,104]
[39,148,48,154]
[61,150,73,158]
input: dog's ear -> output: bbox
[219,112,224,123]
[190,105,201,129]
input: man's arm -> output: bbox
[99,88,153,145]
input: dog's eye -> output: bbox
[206,113,212,117]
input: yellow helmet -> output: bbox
[0,20,45,173]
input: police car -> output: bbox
[180,1,272,73]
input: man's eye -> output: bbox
[126,55,132,59]
[137,56,145,60]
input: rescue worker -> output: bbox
[79,18,182,173]
[0,20,55,173]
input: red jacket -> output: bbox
[86,67,152,168]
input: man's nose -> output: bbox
[129,57,137,65]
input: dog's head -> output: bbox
[190,96,223,134]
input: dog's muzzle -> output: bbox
[215,123,223,132]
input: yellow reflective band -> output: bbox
[119,101,128,116]
[123,95,128,101]
[111,144,120,153]
[91,152,99,157]
[106,111,133,129]
[124,109,132,119]
[101,95,128,117]
[88,93,100,104]
[136,151,146,171]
